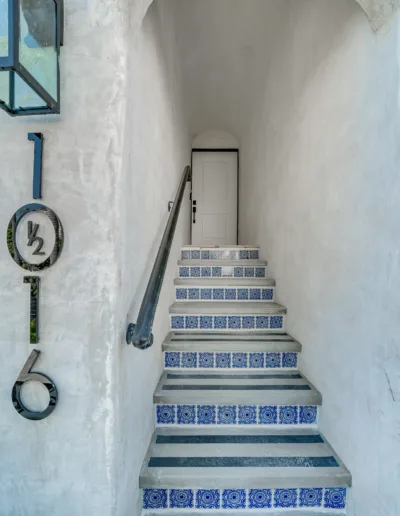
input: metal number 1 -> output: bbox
[24,277,40,344]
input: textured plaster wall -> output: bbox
[239,1,400,515]
[0,0,189,514]
[0,0,129,514]
[114,1,190,515]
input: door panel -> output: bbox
[192,151,238,245]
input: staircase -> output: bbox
[140,246,351,514]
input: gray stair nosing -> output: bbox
[163,342,302,352]
[169,301,287,315]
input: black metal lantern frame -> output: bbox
[0,0,63,116]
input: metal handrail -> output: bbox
[126,165,192,349]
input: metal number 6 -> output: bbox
[11,350,58,421]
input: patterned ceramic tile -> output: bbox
[201,267,212,277]
[190,267,201,278]
[217,405,237,424]
[249,250,259,259]
[177,405,196,425]
[201,250,210,260]
[214,316,227,330]
[181,352,197,368]
[199,352,214,368]
[143,489,168,509]
[256,316,269,329]
[185,316,199,330]
[212,267,222,277]
[197,405,216,424]
[238,288,249,300]
[265,353,281,368]
[179,267,190,278]
[200,316,213,329]
[255,267,266,278]
[274,489,298,508]
[270,316,283,329]
[232,352,247,368]
[239,250,249,259]
[234,267,244,277]
[228,316,241,329]
[299,406,318,424]
[176,288,187,300]
[262,288,274,300]
[222,490,246,509]
[258,405,278,424]
[242,316,255,329]
[279,405,298,424]
[170,489,194,508]
[299,488,323,507]
[196,490,220,509]
[213,288,224,301]
[188,288,200,300]
[156,405,176,424]
[282,352,297,368]
[238,405,257,424]
[324,488,346,509]
[165,352,180,368]
[249,352,264,368]
[216,353,231,368]
[225,288,237,300]
[171,316,184,330]
[191,250,200,259]
[250,288,261,301]
[245,267,255,278]
[181,250,191,260]
[248,489,272,509]
[201,288,212,300]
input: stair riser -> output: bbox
[179,266,267,279]
[171,315,285,332]
[156,405,318,426]
[164,352,298,370]
[176,287,274,302]
[142,488,347,511]
[182,248,259,261]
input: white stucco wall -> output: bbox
[0,0,189,514]
[239,1,400,515]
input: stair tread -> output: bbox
[182,245,260,249]
[154,370,321,405]
[140,428,351,489]
[170,302,286,315]
[174,278,276,286]
[178,260,267,267]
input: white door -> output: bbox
[191,151,238,245]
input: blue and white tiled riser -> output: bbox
[165,352,298,369]
[178,266,266,278]
[143,487,347,510]
[175,287,274,302]
[181,248,260,260]
[155,405,318,426]
[170,315,284,331]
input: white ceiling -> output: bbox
[171,0,290,141]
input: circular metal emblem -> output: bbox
[7,203,64,271]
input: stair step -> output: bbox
[170,302,286,332]
[181,246,260,261]
[175,285,275,302]
[140,427,351,489]
[163,332,301,353]
[178,262,267,279]
[154,370,321,406]
[175,278,276,286]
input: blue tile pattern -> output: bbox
[156,404,317,426]
[177,405,196,424]
[143,489,168,509]
[216,353,231,368]
[249,489,272,508]
[282,352,298,368]
[270,316,283,329]
[222,489,246,509]
[181,352,197,368]
[176,287,274,302]
[262,288,274,300]
[201,267,211,277]
[201,289,212,300]
[217,405,237,424]
[189,288,200,300]
[250,288,261,300]
[200,316,213,329]
[156,405,176,424]
[170,489,194,508]
[238,288,249,300]
[299,406,318,424]
[242,316,255,329]
[259,405,278,424]
[213,288,224,300]
[324,488,346,509]
[214,316,227,329]
[238,405,257,424]
[185,316,199,329]
[171,316,184,329]
[196,490,220,509]
[143,487,346,511]
[228,316,241,329]
[179,265,267,278]
[225,288,237,300]
[164,352,298,369]
[197,405,216,424]
[299,488,323,507]
[171,315,284,331]
[274,489,297,508]
[176,288,187,300]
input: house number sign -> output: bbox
[7,133,62,421]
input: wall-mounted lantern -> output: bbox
[0,0,63,116]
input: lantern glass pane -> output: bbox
[14,71,46,109]
[0,0,9,57]
[19,0,57,101]
[0,69,10,108]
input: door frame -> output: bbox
[190,148,239,245]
